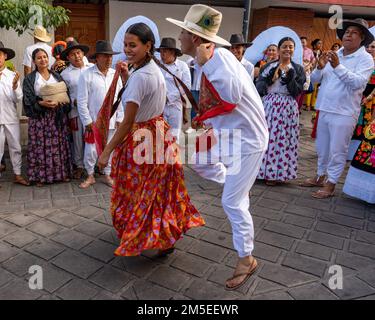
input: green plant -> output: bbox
[0,0,70,35]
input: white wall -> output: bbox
[108,0,244,54]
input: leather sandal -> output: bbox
[300,176,326,187]
[14,175,30,186]
[73,168,84,180]
[103,176,113,187]
[79,178,95,189]
[225,257,258,291]
[312,189,334,199]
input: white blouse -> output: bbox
[123,60,166,123]
[34,71,58,96]
[261,61,293,95]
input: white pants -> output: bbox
[84,129,115,176]
[316,111,357,184]
[71,117,85,169]
[163,104,182,144]
[192,149,265,257]
[0,123,22,175]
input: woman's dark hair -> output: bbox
[278,37,295,49]
[311,38,321,49]
[126,22,155,55]
[263,44,277,55]
[32,48,48,61]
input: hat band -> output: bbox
[184,20,217,38]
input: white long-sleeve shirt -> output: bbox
[0,68,22,124]
[160,58,191,109]
[201,48,269,155]
[311,46,374,118]
[61,62,94,119]
[241,57,255,80]
[77,65,124,129]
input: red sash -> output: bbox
[92,65,122,155]
[193,74,236,125]
[193,74,236,152]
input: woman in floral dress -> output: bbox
[97,23,204,257]
[256,37,306,185]
[23,48,72,186]
[343,40,375,204]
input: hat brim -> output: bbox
[92,51,121,58]
[29,32,52,43]
[60,45,90,61]
[156,47,183,57]
[0,48,15,60]
[166,17,231,47]
[229,42,252,48]
[337,21,375,47]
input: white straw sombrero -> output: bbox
[166,4,231,47]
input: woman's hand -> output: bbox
[272,65,281,82]
[39,100,58,109]
[98,150,110,171]
[117,61,129,84]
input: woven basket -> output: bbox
[40,81,70,104]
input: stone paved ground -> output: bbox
[0,111,375,300]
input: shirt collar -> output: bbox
[93,64,114,76]
[0,67,12,78]
[338,46,365,58]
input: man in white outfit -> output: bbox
[0,42,29,186]
[23,26,55,76]
[302,18,374,199]
[227,33,254,80]
[60,40,93,179]
[167,4,269,290]
[156,37,191,143]
[77,41,124,188]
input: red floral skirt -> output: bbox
[110,116,205,256]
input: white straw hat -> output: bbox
[30,25,52,43]
[166,4,231,47]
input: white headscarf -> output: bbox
[112,15,161,67]
[244,26,303,65]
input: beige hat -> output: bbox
[30,26,52,43]
[166,4,231,47]
[40,82,70,104]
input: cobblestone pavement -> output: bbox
[0,111,375,300]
